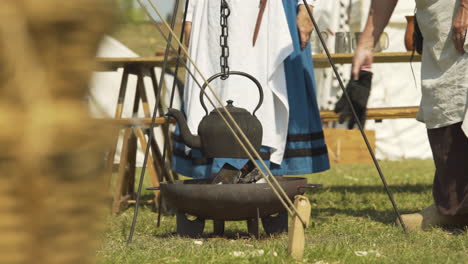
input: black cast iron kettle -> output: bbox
[167,71,264,158]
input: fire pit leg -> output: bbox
[176,212,205,237]
[213,220,225,236]
[247,218,259,238]
[247,208,260,238]
[261,211,288,235]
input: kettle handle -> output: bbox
[199,71,264,116]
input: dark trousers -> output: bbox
[428,122,468,216]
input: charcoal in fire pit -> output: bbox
[238,168,263,184]
[211,164,242,184]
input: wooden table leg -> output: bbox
[111,66,141,215]
[121,69,143,202]
[106,66,130,191]
[149,135,173,183]
[137,66,152,117]
[149,67,175,182]
[134,127,161,207]
[135,67,164,205]
[112,128,132,216]
[125,130,137,199]
[158,101,177,180]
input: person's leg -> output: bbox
[429,122,468,216]
[398,123,468,231]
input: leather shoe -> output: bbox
[396,204,468,231]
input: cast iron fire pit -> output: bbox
[150,177,321,237]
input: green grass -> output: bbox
[97,160,468,264]
[104,26,468,263]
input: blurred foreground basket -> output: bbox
[0,1,115,263]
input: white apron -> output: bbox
[185,0,294,164]
[415,0,468,137]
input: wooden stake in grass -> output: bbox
[288,195,311,261]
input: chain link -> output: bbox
[220,0,230,79]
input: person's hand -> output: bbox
[184,22,192,47]
[351,35,374,80]
[297,5,314,50]
[453,3,468,54]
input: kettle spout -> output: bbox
[166,108,201,149]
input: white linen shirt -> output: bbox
[415,0,468,135]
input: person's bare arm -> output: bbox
[183,0,197,48]
[352,0,398,79]
[453,0,468,53]
[184,21,192,47]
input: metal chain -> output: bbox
[220,0,230,79]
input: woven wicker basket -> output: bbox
[0,1,115,263]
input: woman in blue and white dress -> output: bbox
[172,0,329,178]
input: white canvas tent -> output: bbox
[89,36,181,165]
[314,0,432,160]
